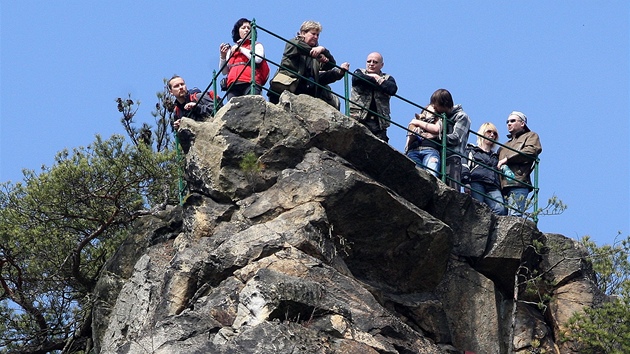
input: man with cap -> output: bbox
[497,111,542,216]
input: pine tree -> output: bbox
[561,235,630,352]
[0,86,180,353]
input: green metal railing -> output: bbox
[175,19,540,220]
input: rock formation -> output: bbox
[92,93,604,353]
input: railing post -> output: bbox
[250,19,258,95]
[174,133,185,205]
[212,70,219,115]
[533,159,540,222]
[343,71,350,116]
[440,113,448,183]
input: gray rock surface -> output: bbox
[92,93,603,353]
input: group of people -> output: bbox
[167,18,542,217]
[405,95,542,216]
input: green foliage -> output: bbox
[239,152,261,173]
[563,289,630,353]
[527,194,567,222]
[239,152,264,192]
[582,233,630,295]
[117,81,175,153]
[560,235,630,352]
[0,134,179,353]
[0,82,181,352]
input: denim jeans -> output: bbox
[470,182,507,215]
[503,186,530,216]
[406,148,440,177]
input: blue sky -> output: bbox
[1,1,628,246]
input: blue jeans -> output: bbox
[503,186,529,216]
[407,148,440,177]
[470,182,507,215]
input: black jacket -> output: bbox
[461,144,501,188]
[173,89,219,121]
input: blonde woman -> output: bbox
[461,122,507,215]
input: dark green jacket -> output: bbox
[277,37,336,98]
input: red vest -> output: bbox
[226,40,269,86]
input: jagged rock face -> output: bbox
[92,93,603,353]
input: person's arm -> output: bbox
[352,69,377,88]
[409,113,441,134]
[498,132,542,166]
[237,42,265,64]
[380,75,397,96]
[219,45,231,75]
[316,47,336,70]
[352,70,396,95]
[286,38,311,58]
[319,62,349,85]
[446,114,471,147]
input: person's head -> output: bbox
[429,89,454,114]
[298,20,322,46]
[168,75,188,100]
[476,122,499,148]
[231,18,251,43]
[506,111,529,135]
[365,52,384,74]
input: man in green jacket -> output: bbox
[268,20,337,104]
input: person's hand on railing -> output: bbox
[365,72,384,85]
[310,46,327,59]
[339,62,350,71]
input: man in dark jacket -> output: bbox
[429,89,471,191]
[168,75,220,153]
[497,111,542,216]
[268,20,337,104]
[349,52,398,142]
[168,75,218,130]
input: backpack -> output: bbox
[174,88,220,119]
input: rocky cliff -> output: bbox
[92,93,604,353]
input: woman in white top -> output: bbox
[219,18,268,102]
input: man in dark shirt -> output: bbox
[168,75,217,130]
[349,52,398,142]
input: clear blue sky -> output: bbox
[1,1,628,246]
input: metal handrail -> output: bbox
[179,20,540,218]
[257,21,540,219]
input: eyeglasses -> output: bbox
[484,130,498,137]
[366,60,380,64]
[506,119,520,124]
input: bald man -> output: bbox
[349,52,398,142]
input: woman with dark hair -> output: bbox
[405,104,442,177]
[219,18,269,102]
